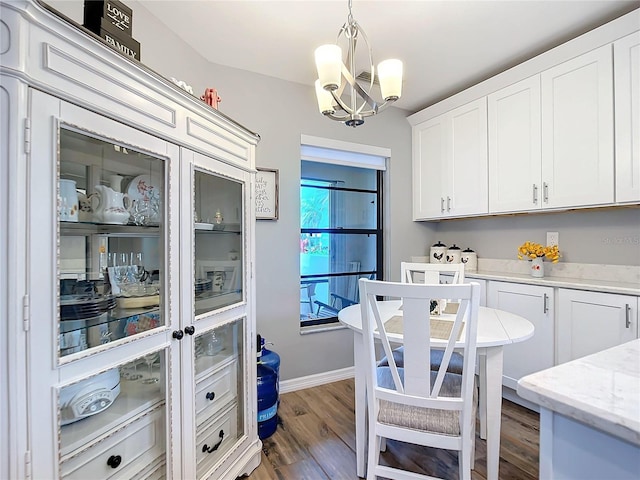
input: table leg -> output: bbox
[353,331,366,478]
[485,346,504,480]
[478,350,487,439]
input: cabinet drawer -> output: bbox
[61,407,165,479]
[195,360,238,426]
[196,404,239,478]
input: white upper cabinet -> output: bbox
[412,15,639,221]
[413,115,447,219]
[614,31,640,203]
[412,98,488,220]
[488,76,542,213]
[541,45,614,208]
[448,99,489,217]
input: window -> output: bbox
[300,154,384,328]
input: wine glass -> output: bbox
[141,352,159,384]
[130,252,146,285]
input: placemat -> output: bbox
[380,315,463,341]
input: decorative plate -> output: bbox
[127,174,162,204]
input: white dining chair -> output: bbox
[401,261,465,285]
[359,278,481,480]
[380,262,466,375]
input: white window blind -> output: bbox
[300,134,389,171]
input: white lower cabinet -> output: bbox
[487,281,555,389]
[557,289,638,364]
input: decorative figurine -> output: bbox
[201,88,222,109]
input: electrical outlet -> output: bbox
[547,231,559,247]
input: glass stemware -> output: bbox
[141,352,159,384]
[130,252,146,283]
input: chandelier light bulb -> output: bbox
[315,80,335,114]
[315,44,342,91]
[378,59,403,101]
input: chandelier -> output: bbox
[313,0,403,127]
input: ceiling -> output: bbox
[139,1,638,114]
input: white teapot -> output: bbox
[92,185,131,224]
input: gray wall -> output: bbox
[431,209,640,266]
[46,1,640,383]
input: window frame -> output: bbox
[300,171,384,328]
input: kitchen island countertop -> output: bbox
[517,338,640,446]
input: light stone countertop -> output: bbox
[411,257,640,296]
[516,339,640,446]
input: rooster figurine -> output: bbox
[201,88,222,110]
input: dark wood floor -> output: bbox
[247,378,539,480]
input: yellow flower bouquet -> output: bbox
[517,241,561,263]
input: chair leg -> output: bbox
[379,437,387,452]
[471,413,477,470]
[367,433,381,480]
[459,444,472,480]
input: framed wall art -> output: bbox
[255,168,279,220]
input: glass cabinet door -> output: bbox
[193,319,245,478]
[58,349,167,479]
[193,169,244,316]
[58,127,166,360]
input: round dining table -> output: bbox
[338,300,535,479]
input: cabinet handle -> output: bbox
[172,330,184,340]
[441,197,445,213]
[184,325,195,335]
[206,391,216,401]
[543,182,549,203]
[107,455,122,469]
[202,430,225,453]
[626,304,631,328]
[532,184,538,204]
[447,196,451,212]
[543,294,549,314]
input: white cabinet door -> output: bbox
[557,289,638,364]
[614,31,640,203]
[412,98,487,220]
[412,115,448,220]
[448,98,489,217]
[487,281,554,390]
[488,75,542,213]
[541,44,614,208]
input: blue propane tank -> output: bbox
[257,335,278,440]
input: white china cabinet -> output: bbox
[1,1,261,479]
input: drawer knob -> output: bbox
[202,430,225,454]
[185,325,195,335]
[107,455,122,469]
[206,391,216,401]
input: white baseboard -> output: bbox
[279,367,355,394]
